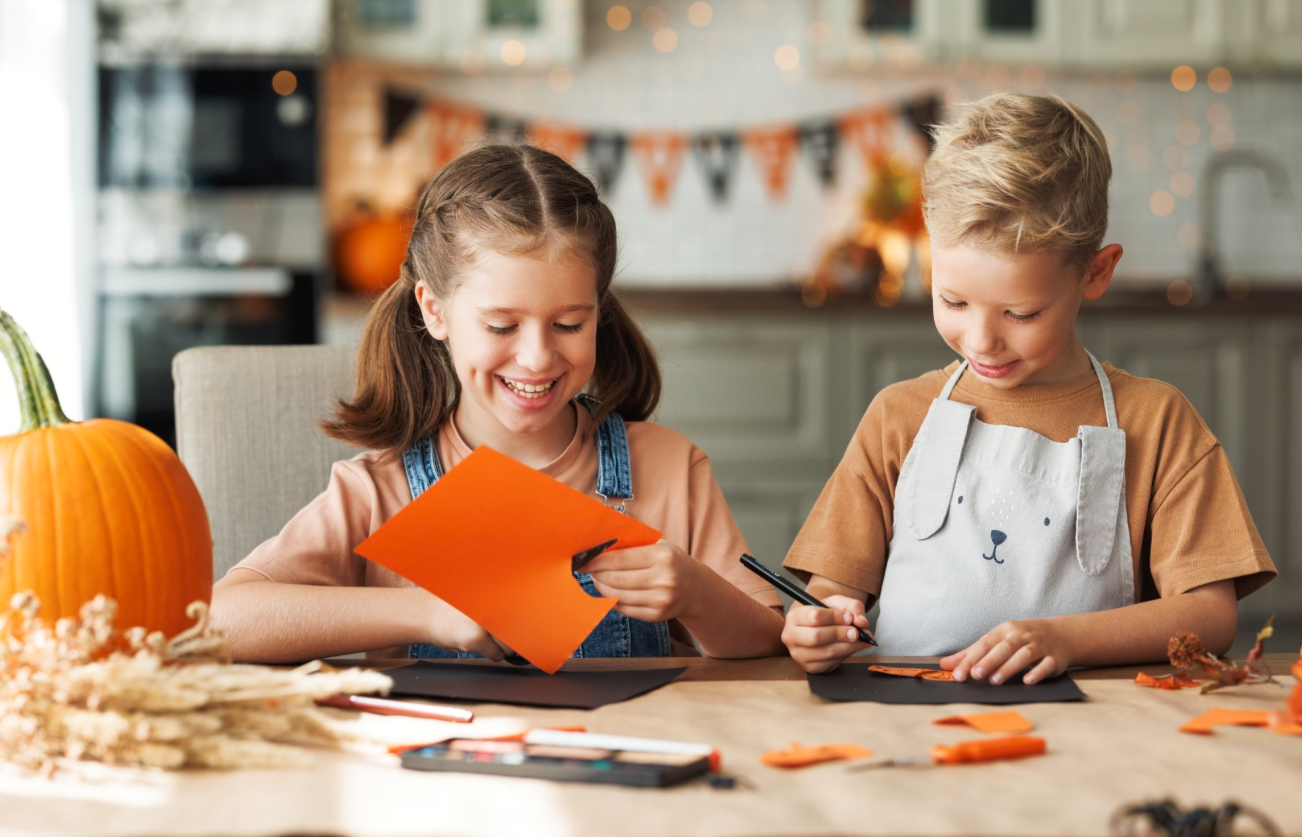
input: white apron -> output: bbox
[874,353,1134,655]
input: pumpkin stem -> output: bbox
[0,309,72,430]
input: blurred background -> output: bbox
[0,0,1298,646]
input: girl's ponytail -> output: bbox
[588,292,660,425]
[321,265,457,452]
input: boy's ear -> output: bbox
[414,283,449,340]
[1082,243,1123,301]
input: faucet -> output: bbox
[1197,149,1292,302]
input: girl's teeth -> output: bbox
[501,377,555,397]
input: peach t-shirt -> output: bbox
[232,403,780,653]
[785,361,1276,603]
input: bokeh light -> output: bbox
[775,44,800,70]
[1170,171,1195,197]
[653,27,678,52]
[501,40,527,66]
[641,5,666,30]
[1170,65,1196,91]
[1208,67,1233,93]
[607,5,631,31]
[808,20,832,45]
[1175,119,1201,145]
[1167,280,1193,306]
[548,67,573,92]
[688,1,713,26]
[271,70,297,96]
[1150,191,1175,217]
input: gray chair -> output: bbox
[173,345,360,579]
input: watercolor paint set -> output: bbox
[400,738,711,787]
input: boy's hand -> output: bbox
[940,618,1071,685]
[587,540,702,623]
[782,596,873,674]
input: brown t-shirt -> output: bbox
[232,404,780,654]
[785,361,1276,603]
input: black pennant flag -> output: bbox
[485,113,528,142]
[586,133,627,195]
[692,132,740,203]
[383,88,423,146]
[799,121,840,189]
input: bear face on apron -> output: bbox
[406,396,673,660]
[873,353,1135,656]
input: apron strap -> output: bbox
[907,399,975,539]
[1076,425,1126,576]
[1087,352,1118,429]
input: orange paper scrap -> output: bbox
[760,742,873,769]
[355,447,662,674]
[1135,672,1201,690]
[868,665,957,682]
[1178,707,1302,736]
[934,711,1034,734]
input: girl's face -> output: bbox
[416,247,599,459]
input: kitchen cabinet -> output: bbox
[334,0,581,70]
[818,0,1298,71]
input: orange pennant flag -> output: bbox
[630,132,689,206]
[840,108,896,169]
[760,741,873,769]
[934,711,1034,734]
[430,101,485,171]
[527,124,589,163]
[743,127,799,201]
[355,447,662,674]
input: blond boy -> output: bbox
[782,93,1275,684]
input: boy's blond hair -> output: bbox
[922,93,1111,269]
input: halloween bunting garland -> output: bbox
[386,89,939,207]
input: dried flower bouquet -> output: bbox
[0,590,392,774]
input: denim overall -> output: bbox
[406,399,673,659]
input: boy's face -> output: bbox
[930,242,1116,388]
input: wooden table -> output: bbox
[3,655,1299,837]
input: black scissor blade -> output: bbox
[571,538,618,573]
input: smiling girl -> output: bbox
[211,144,784,664]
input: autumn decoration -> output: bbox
[0,309,212,636]
[1166,619,1278,695]
[333,207,413,295]
[0,589,392,774]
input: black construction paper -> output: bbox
[386,662,687,710]
[809,663,1085,705]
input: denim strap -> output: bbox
[401,434,444,499]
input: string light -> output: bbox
[607,5,631,31]
[1170,65,1196,91]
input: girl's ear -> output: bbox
[414,283,450,340]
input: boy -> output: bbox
[781,93,1275,685]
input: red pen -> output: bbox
[316,694,474,723]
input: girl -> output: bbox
[211,144,785,664]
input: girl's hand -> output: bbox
[781,596,872,674]
[426,594,513,661]
[586,540,702,623]
[940,618,1071,685]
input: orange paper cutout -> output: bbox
[630,132,689,206]
[760,741,873,769]
[934,711,1034,734]
[868,665,957,682]
[355,447,662,674]
[1135,672,1201,690]
[1287,646,1302,721]
[1180,708,1272,735]
[430,101,486,170]
[743,127,799,201]
[527,124,589,163]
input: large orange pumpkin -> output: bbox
[334,213,412,295]
[0,310,212,635]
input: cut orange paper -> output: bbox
[760,741,873,769]
[355,447,663,674]
[1135,672,1200,690]
[868,665,957,682]
[1180,708,1272,735]
[934,711,1034,734]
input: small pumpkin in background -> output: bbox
[333,204,412,295]
[0,310,212,636]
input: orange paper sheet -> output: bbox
[868,665,957,682]
[760,742,873,769]
[934,711,1034,734]
[355,447,662,674]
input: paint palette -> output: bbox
[400,738,711,787]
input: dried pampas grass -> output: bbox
[0,591,393,775]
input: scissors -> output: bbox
[502,539,620,666]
